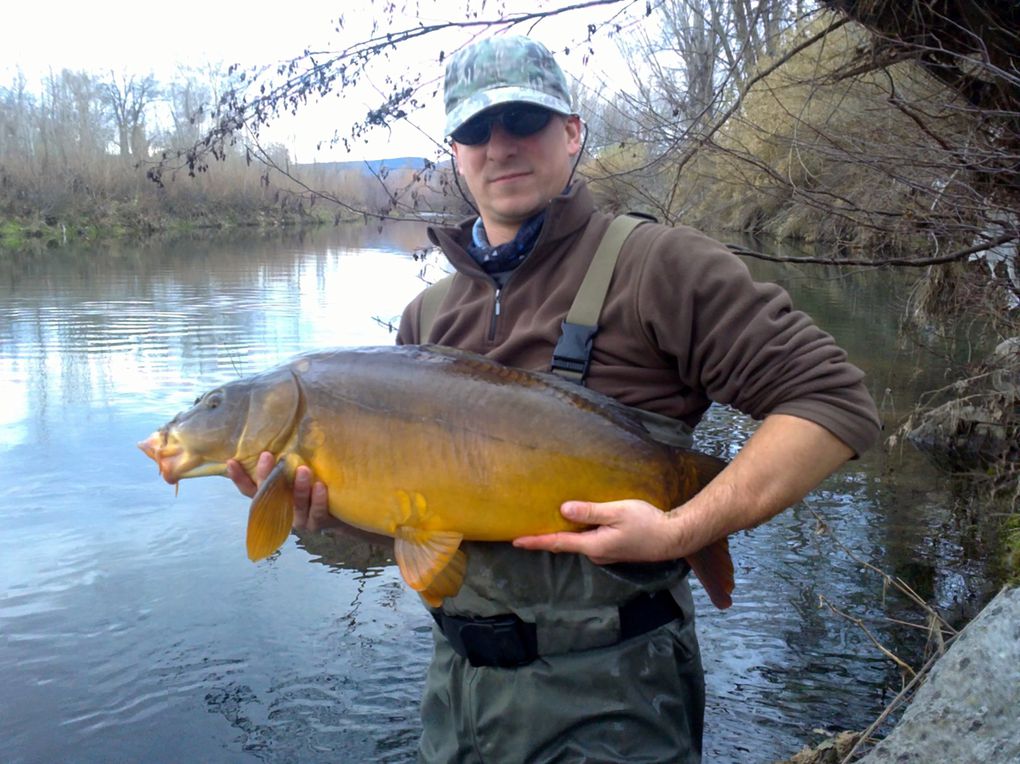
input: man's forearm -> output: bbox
[665,413,855,557]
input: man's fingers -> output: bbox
[255,451,276,482]
[514,501,625,553]
[513,531,595,554]
[514,499,669,564]
[228,453,336,535]
[305,481,331,532]
[226,452,277,499]
[225,459,258,498]
[292,466,312,529]
[561,500,625,525]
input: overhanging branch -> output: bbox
[727,232,1017,267]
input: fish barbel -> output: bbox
[138,345,735,608]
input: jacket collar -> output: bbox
[427,181,596,279]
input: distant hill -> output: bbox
[295,157,447,176]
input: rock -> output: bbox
[907,338,1019,471]
[859,586,1020,764]
[906,397,1016,471]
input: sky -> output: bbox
[3,0,645,162]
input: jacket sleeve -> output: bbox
[635,225,881,456]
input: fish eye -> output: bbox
[193,390,223,409]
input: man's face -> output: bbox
[451,107,582,241]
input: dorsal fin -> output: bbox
[413,344,653,441]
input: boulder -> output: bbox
[907,338,1019,472]
[859,586,1020,763]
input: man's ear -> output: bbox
[451,141,465,174]
[565,115,583,156]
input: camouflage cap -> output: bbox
[444,36,574,137]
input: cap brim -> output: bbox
[445,86,574,137]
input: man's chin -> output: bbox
[489,197,546,224]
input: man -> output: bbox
[230,35,880,762]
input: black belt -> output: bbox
[431,590,684,669]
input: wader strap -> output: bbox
[551,214,649,383]
[419,274,454,340]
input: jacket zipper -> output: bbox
[488,287,502,341]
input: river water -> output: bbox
[0,224,995,762]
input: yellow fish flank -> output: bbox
[138,345,735,608]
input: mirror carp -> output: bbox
[139,345,735,609]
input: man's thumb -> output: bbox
[562,501,601,523]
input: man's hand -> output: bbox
[225,451,339,533]
[513,499,684,564]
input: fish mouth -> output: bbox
[137,431,207,484]
[137,432,162,461]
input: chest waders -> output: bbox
[417,215,696,669]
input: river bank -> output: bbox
[0,203,339,254]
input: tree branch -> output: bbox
[727,232,1016,267]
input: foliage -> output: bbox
[578,0,802,217]
[609,12,1004,261]
[1004,514,1020,585]
[0,64,462,247]
[146,0,633,188]
[581,139,669,213]
[573,0,1019,314]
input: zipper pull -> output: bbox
[488,287,503,341]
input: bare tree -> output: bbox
[164,71,212,151]
[0,72,38,161]
[102,71,159,160]
[580,0,798,217]
[62,71,112,165]
[146,0,632,195]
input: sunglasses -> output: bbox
[450,105,555,146]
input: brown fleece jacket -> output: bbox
[397,182,880,457]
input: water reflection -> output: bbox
[295,527,395,573]
[0,224,995,762]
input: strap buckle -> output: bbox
[551,320,598,381]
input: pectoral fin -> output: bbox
[394,527,465,600]
[246,459,294,561]
[418,549,467,607]
[686,537,735,610]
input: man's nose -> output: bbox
[485,123,519,158]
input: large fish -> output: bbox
[138,345,735,609]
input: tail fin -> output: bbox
[687,537,734,610]
[671,447,735,610]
